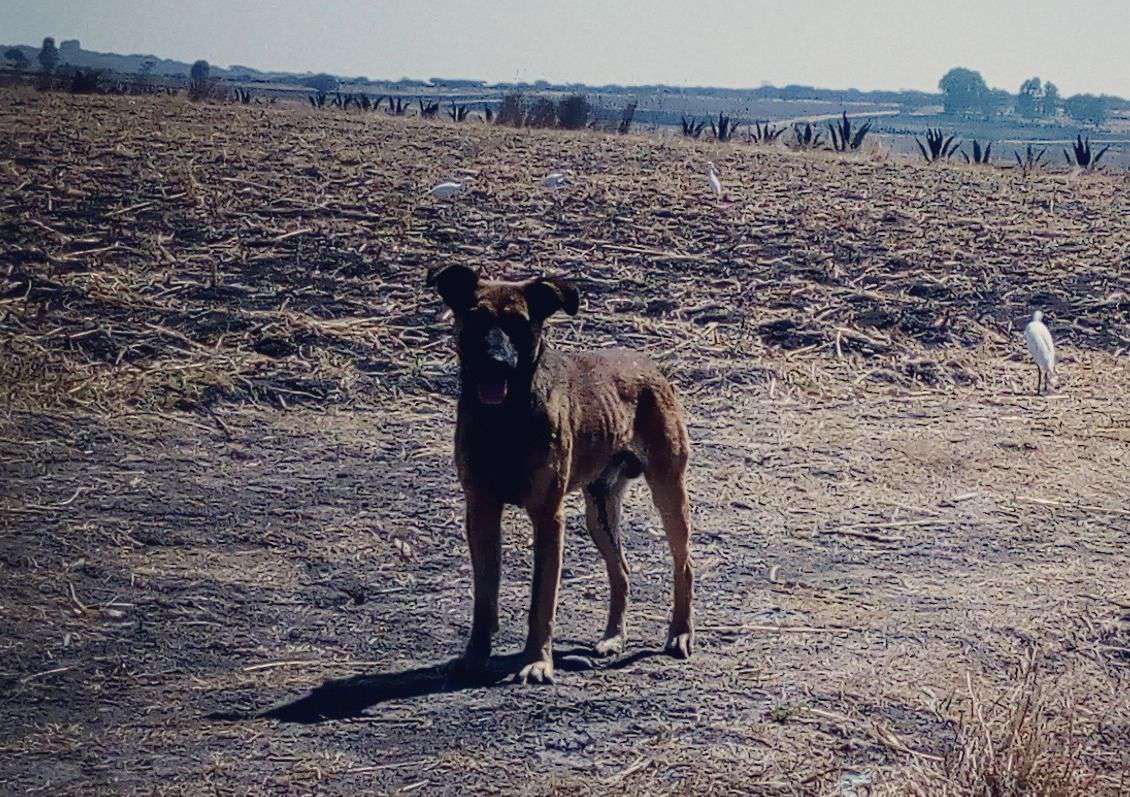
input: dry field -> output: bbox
[2,89,1129,794]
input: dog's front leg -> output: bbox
[518,498,565,685]
[455,488,503,675]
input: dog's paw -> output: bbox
[448,652,489,682]
[593,634,625,657]
[515,659,555,686]
[665,631,694,659]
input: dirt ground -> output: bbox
[2,90,1129,794]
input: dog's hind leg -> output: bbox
[584,465,632,657]
[638,390,695,659]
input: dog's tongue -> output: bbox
[477,380,508,405]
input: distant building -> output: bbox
[59,39,81,62]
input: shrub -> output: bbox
[496,92,525,126]
[448,103,470,122]
[618,100,637,134]
[557,94,590,129]
[908,652,1099,795]
[525,97,557,128]
[188,76,221,102]
[66,67,103,94]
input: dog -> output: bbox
[427,264,695,684]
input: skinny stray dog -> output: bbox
[428,264,695,684]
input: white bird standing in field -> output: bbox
[706,161,723,200]
[542,171,570,189]
[428,180,465,200]
[1024,310,1056,394]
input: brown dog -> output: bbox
[428,264,695,684]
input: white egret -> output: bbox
[542,172,569,189]
[1024,310,1056,394]
[706,161,723,199]
[428,181,465,200]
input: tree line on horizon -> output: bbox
[2,37,1123,127]
[938,66,1113,126]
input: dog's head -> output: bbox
[427,264,579,406]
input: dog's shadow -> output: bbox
[212,646,662,724]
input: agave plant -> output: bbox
[710,112,739,142]
[232,87,253,105]
[418,98,440,118]
[387,96,409,115]
[792,122,823,149]
[448,103,470,122]
[309,91,328,108]
[961,140,993,165]
[1063,134,1110,170]
[1013,144,1047,176]
[681,115,706,139]
[827,112,872,152]
[354,94,374,111]
[747,121,786,145]
[915,128,961,163]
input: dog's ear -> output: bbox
[525,276,579,321]
[426,264,479,313]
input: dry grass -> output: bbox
[2,88,1128,417]
[906,648,1122,796]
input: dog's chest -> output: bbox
[457,408,555,504]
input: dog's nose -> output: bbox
[484,327,518,369]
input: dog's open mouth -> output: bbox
[477,379,508,405]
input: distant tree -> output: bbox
[38,37,59,73]
[1041,82,1060,117]
[139,59,156,77]
[1017,77,1042,118]
[4,47,29,71]
[1063,94,1109,125]
[981,89,1012,118]
[301,73,339,93]
[939,67,988,115]
[190,59,210,81]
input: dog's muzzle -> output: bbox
[477,327,518,405]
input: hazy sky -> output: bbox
[4,0,1128,96]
